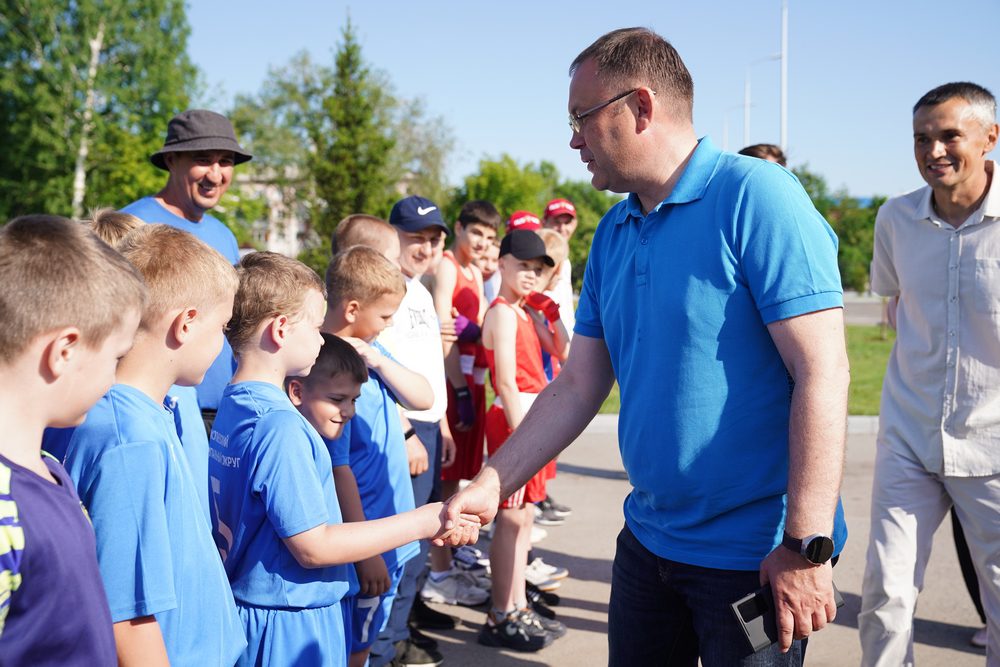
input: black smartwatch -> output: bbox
[781,531,835,565]
[403,428,416,440]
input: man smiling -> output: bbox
[861,82,1000,665]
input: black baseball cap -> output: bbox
[388,195,450,235]
[499,230,554,267]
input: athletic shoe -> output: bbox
[530,525,548,544]
[534,503,566,526]
[409,597,457,630]
[453,545,489,570]
[389,638,443,666]
[528,592,557,620]
[972,626,988,648]
[524,563,561,592]
[527,581,561,607]
[527,557,569,581]
[478,612,553,652]
[519,608,566,639]
[541,494,572,517]
[408,626,439,651]
[421,571,490,606]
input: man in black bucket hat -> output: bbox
[119,110,252,473]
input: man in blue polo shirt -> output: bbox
[447,27,849,666]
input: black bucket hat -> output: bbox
[150,109,253,170]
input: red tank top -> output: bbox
[444,250,483,359]
[484,297,547,394]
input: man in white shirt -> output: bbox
[861,82,1000,666]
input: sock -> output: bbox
[489,607,514,624]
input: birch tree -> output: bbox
[0,0,196,220]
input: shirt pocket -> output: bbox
[973,259,1000,313]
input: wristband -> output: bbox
[455,386,471,399]
[404,428,416,440]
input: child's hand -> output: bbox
[439,307,459,344]
[354,555,391,597]
[524,291,561,322]
[424,502,481,547]
[343,337,383,369]
[406,434,429,476]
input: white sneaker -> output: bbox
[530,525,548,544]
[527,557,569,581]
[421,571,490,606]
[524,560,561,592]
[971,626,988,648]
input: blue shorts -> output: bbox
[347,563,406,652]
[237,599,347,667]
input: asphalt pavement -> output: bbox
[419,297,985,666]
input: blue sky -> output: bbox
[188,1,1000,198]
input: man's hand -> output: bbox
[406,434,429,476]
[759,545,836,652]
[424,502,481,547]
[440,430,456,468]
[355,555,391,597]
[344,336,383,370]
[439,473,501,541]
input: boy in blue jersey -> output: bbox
[321,245,437,667]
[57,224,246,667]
[211,251,478,667]
[0,215,146,666]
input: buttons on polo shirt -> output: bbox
[640,237,649,245]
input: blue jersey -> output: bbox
[61,384,245,666]
[119,196,239,411]
[327,343,417,571]
[209,381,353,609]
[0,453,116,667]
[166,385,211,524]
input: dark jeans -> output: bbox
[369,420,441,666]
[609,524,806,667]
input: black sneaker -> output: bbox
[528,593,557,620]
[478,612,553,652]
[542,494,572,517]
[527,581,560,607]
[408,626,439,651]
[390,638,443,666]
[519,608,567,639]
[534,503,566,526]
[410,596,457,630]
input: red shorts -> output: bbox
[441,376,487,482]
[485,405,547,509]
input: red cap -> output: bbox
[507,210,541,233]
[544,198,576,220]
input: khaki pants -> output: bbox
[860,437,1000,666]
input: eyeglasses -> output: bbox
[569,88,640,133]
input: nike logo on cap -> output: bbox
[417,206,437,215]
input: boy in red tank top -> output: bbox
[478,230,570,651]
[427,200,499,599]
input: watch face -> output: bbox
[804,536,835,564]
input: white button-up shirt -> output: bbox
[871,161,1000,476]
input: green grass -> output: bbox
[486,324,894,417]
[846,324,895,415]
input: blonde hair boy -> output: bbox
[332,214,401,265]
[53,223,245,667]
[85,208,144,248]
[0,215,145,665]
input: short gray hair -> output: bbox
[913,82,996,129]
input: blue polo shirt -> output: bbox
[575,137,847,570]
[120,197,239,412]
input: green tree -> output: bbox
[793,166,880,292]
[0,0,197,220]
